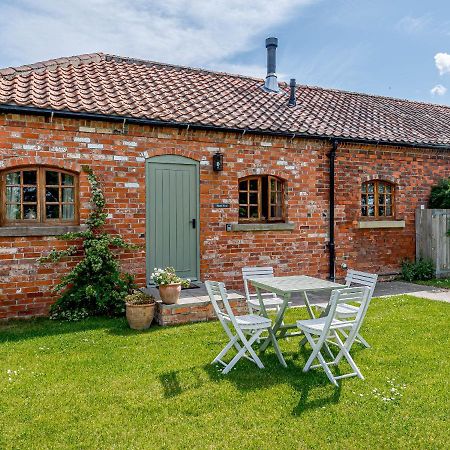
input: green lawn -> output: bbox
[1,295,448,449]
[413,278,450,289]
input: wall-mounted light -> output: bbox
[213,152,224,172]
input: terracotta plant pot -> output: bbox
[125,303,155,330]
[159,283,182,304]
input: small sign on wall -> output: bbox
[213,203,230,208]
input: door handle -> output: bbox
[190,218,196,229]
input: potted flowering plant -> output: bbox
[125,291,156,330]
[151,267,190,304]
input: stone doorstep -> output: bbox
[141,283,246,326]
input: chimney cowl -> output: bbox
[263,36,280,93]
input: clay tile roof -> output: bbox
[1,52,450,147]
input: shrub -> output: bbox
[401,258,434,282]
[429,178,450,208]
[40,168,138,320]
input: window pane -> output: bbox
[249,179,258,190]
[46,187,60,202]
[361,206,367,216]
[23,186,37,202]
[385,184,392,193]
[6,204,20,220]
[46,171,59,185]
[270,178,276,190]
[378,195,385,205]
[23,205,37,220]
[6,172,20,185]
[378,184,385,193]
[270,191,276,203]
[270,205,283,218]
[276,192,282,205]
[239,192,247,204]
[239,206,248,218]
[249,206,259,218]
[62,188,74,203]
[239,180,247,191]
[368,206,375,216]
[249,192,258,204]
[62,204,74,220]
[361,195,367,206]
[361,184,367,193]
[367,183,374,193]
[368,194,374,205]
[62,173,74,186]
[379,206,385,216]
[386,205,392,216]
[6,186,21,203]
[386,195,391,205]
[23,171,37,185]
[46,204,60,219]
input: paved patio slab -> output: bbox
[399,290,450,303]
[143,280,449,326]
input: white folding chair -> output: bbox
[315,269,378,348]
[242,267,284,315]
[205,280,287,374]
[297,286,371,386]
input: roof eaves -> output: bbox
[1,103,449,151]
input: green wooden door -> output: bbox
[146,156,199,283]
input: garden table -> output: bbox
[248,275,345,353]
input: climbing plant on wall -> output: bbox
[40,167,137,320]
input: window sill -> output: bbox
[231,222,295,232]
[358,220,405,229]
[0,225,86,237]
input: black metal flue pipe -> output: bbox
[328,140,338,281]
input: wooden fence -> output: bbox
[416,208,450,278]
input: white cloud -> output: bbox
[396,15,431,33]
[0,0,317,77]
[430,84,447,96]
[434,52,450,75]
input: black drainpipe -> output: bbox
[328,140,338,281]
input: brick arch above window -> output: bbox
[238,175,286,223]
[361,179,395,219]
[236,167,291,181]
[360,173,398,185]
[0,156,81,173]
[0,166,79,226]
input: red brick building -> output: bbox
[1,44,449,320]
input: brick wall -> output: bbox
[0,113,449,319]
[334,145,450,279]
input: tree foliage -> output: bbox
[429,178,450,209]
[40,168,137,320]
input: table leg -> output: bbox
[255,286,269,318]
[268,328,287,367]
[303,291,316,319]
[260,293,290,352]
[299,291,316,347]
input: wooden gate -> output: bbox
[416,208,450,278]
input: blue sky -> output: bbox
[0,0,449,104]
